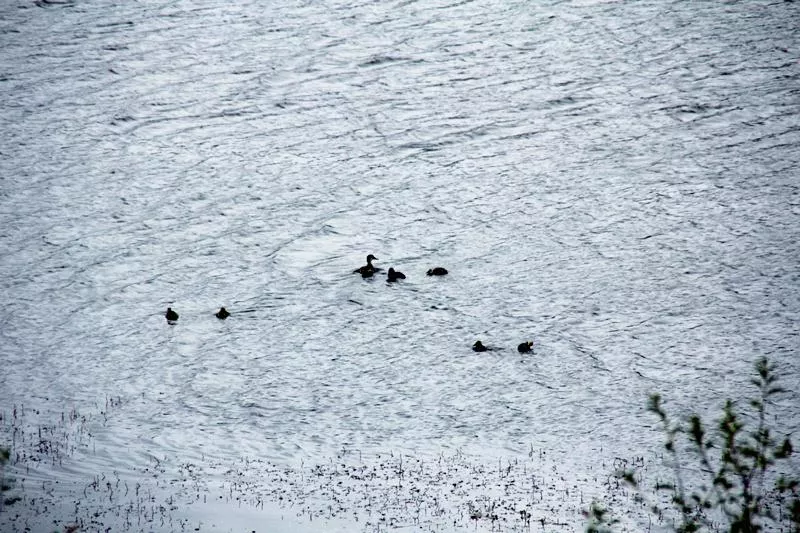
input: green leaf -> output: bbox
[714,475,733,490]
[755,357,769,379]
[774,438,793,459]
[789,498,800,522]
[689,416,704,445]
[740,446,759,459]
[620,470,637,486]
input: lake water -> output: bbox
[1,0,798,531]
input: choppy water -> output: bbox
[1,0,799,531]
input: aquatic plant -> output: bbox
[589,357,799,532]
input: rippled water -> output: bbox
[1,0,799,531]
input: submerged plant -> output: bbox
[588,357,799,533]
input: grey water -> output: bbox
[1,0,799,531]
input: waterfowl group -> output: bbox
[164,254,536,356]
[354,254,536,355]
[164,307,231,322]
[473,339,534,354]
[354,253,444,283]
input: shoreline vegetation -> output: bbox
[0,398,641,532]
[1,358,797,532]
[589,357,799,533]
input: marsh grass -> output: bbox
[0,393,701,532]
[209,445,654,532]
[0,397,196,532]
[0,400,649,533]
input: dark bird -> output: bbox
[354,254,381,276]
[215,307,230,320]
[165,307,179,323]
[387,267,406,282]
[518,341,533,353]
[361,268,375,279]
[473,340,488,352]
[427,267,448,276]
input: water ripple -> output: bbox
[1,0,799,530]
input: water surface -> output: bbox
[1,0,798,531]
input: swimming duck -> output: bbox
[387,267,406,282]
[427,267,448,276]
[165,307,179,323]
[216,307,230,320]
[354,254,382,275]
[361,268,375,279]
[518,341,533,353]
[472,340,489,352]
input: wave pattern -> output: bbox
[1,0,799,529]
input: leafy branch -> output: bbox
[589,357,799,533]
